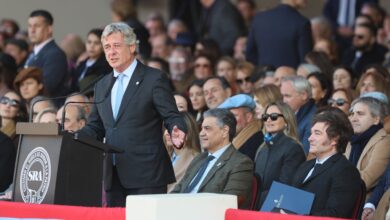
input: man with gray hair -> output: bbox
[280,75,316,153]
[345,97,390,198]
[80,22,187,207]
[171,108,253,209]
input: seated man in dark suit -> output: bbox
[171,108,253,209]
[218,94,263,161]
[291,107,361,218]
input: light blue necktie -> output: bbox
[113,74,126,119]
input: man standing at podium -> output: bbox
[80,22,187,207]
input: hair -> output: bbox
[194,52,216,74]
[146,12,166,32]
[30,10,53,25]
[1,19,20,37]
[304,51,334,78]
[0,91,28,123]
[307,72,333,107]
[5,39,29,52]
[263,101,299,141]
[236,60,254,76]
[102,22,137,46]
[355,14,375,25]
[298,63,321,76]
[0,53,17,90]
[313,107,353,153]
[310,16,333,40]
[281,76,312,99]
[356,71,388,96]
[237,0,256,8]
[13,67,44,95]
[356,23,378,37]
[203,108,237,141]
[196,38,221,62]
[333,65,356,88]
[35,107,57,123]
[217,56,236,69]
[88,28,103,38]
[181,112,201,153]
[147,57,170,73]
[110,0,137,20]
[30,96,55,109]
[204,76,231,90]
[73,105,87,122]
[250,65,276,83]
[350,96,387,124]
[253,84,283,107]
[362,63,390,79]
[332,88,357,104]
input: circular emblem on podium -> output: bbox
[20,147,51,204]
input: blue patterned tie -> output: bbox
[113,74,126,119]
[184,155,215,193]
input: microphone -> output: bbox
[61,75,116,131]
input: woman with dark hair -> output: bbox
[165,112,200,192]
[71,28,112,94]
[188,79,208,124]
[0,91,27,146]
[305,51,334,78]
[194,37,221,62]
[13,67,46,110]
[328,88,356,115]
[307,72,333,107]
[193,53,215,80]
[332,65,356,90]
[255,101,305,206]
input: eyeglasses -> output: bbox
[168,57,185,64]
[0,96,20,107]
[195,63,210,68]
[327,98,348,106]
[261,113,284,122]
[354,34,365,40]
[236,76,251,84]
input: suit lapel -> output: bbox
[115,62,144,122]
[198,145,234,191]
[296,160,315,186]
[304,154,340,184]
[103,73,115,123]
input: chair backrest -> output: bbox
[250,174,262,210]
[351,179,366,219]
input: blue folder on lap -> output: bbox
[261,181,315,215]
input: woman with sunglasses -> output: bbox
[0,91,27,145]
[236,61,255,94]
[328,88,356,115]
[254,101,305,207]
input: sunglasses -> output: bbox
[261,113,284,122]
[327,98,348,106]
[0,96,20,107]
[236,76,251,84]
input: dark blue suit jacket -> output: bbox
[368,162,390,207]
[296,99,317,154]
[80,61,186,190]
[246,4,312,68]
[27,40,69,98]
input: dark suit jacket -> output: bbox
[342,43,388,78]
[0,131,16,192]
[296,99,317,154]
[171,145,253,209]
[291,153,361,218]
[27,40,69,98]
[71,55,112,92]
[198,0,246,55]
[368,163,390,207]
[255,132,305,206]
[246,4,312,68]
[80,61,186,189]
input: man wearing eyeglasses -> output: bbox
[342,23,388,78]
[218,94,263,161]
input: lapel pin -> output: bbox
[216,162,222,167]
[136,81,140,85]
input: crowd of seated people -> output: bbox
[1,0,390,218]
